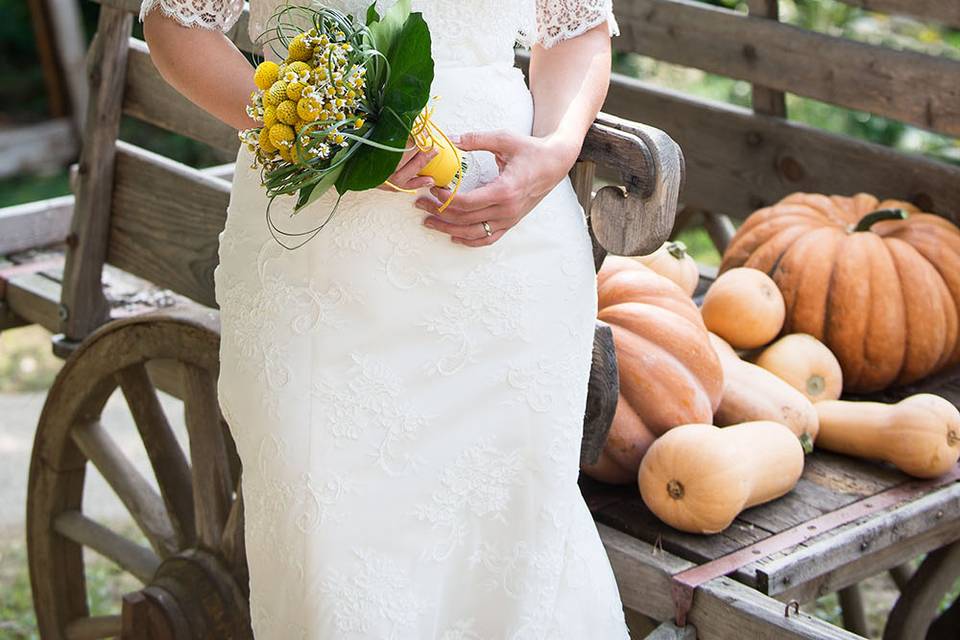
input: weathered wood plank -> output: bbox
[614,0,960,137]
[0,196,73,255]
[746,0,786,119]
[754,478,960,599]
[4,271,62,332]
[0,119,79,179]
[124,39,240,155]
[603,75,960,221]
[108,141,230,309]
[598,524,863,640]
[60,6,132,341]
[838,0,960,29]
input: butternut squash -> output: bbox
[638,421,805,534]
[709,332,819,450]
[754,334,843,403]
[636,241,700,297]
[701,267,785,349]
[815,394,960,478]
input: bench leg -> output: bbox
[883,539,960,640]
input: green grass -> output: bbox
[0,172,71,209]
[0,326,62,393]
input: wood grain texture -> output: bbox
[53,510,160,583]
[614,0,960,137]
[603,74,960,221]
[0,196,74,255]
[124,39,240,156]
[108,142,230,309]
[60,6,132,341]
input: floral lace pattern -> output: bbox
[139,0,243,31]
[207,2,629,638]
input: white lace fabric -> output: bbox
[139,0,244,32]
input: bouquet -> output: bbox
[239,0,470,249]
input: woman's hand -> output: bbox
[376,141,438,192]
[414,130,579,246]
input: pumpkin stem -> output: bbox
[948,430,959,448]
[851,208,908,233]
[806,375,825,398]
[666,479,685,500]
[666,241,688,260]
[799,433,815,455]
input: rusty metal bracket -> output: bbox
[670,464,960,627]
[0,257,65,298]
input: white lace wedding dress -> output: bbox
[140,0,629,637]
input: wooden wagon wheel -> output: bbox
[27,306,251,640]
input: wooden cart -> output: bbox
[1,0,957,639]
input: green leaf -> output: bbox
[336,11,433,193]
[365,2,379,24]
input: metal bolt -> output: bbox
[58,304,69,321]
[936,510,944,519]
[860,541,869,551]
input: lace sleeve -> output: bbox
[517,0,620,50]
[139,0,244,32]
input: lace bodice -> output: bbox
[140,0,619,66]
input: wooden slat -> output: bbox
[755,480,960,601]
[0,196,73,254]
[838,0,960,29]
[0,119,79,178]
[614,0,960,137]
[60,6,131,341]
[53,510,160,583]
[603,74,960,221]
[598,524,862,640]
[4,271,62,332]
[108,141,230,309]
[124,38,240,155]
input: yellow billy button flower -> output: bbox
[287,61,312,76]
[277,145,292,162]
[297,97,321,122]
[263,104,277,128]
[269,123,295,149]
[265,80,288,106]
[254,61,280,90]
[286,81,305,100]
[286,34,313,62]
[258,127,277,153]
[275,100,299,126]
[354,117,365,129]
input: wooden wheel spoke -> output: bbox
[71,420,178,557]
[220,485,246,575]
[116,361,196,546]
[884,539,960,640]
[64,614,122,640]
[181,363,234,548]
[54,510,161,583]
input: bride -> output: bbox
[141,0,629,637]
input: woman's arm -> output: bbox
[143,10,259,130]
[416,20,613,246]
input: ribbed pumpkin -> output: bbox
[721,192,960,393]
[583,256,724,484]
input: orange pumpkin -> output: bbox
[721,192,960,393]
[583,256,724,484]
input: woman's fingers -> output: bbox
[389,147,438,189]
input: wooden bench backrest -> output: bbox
[604,0,960,224]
